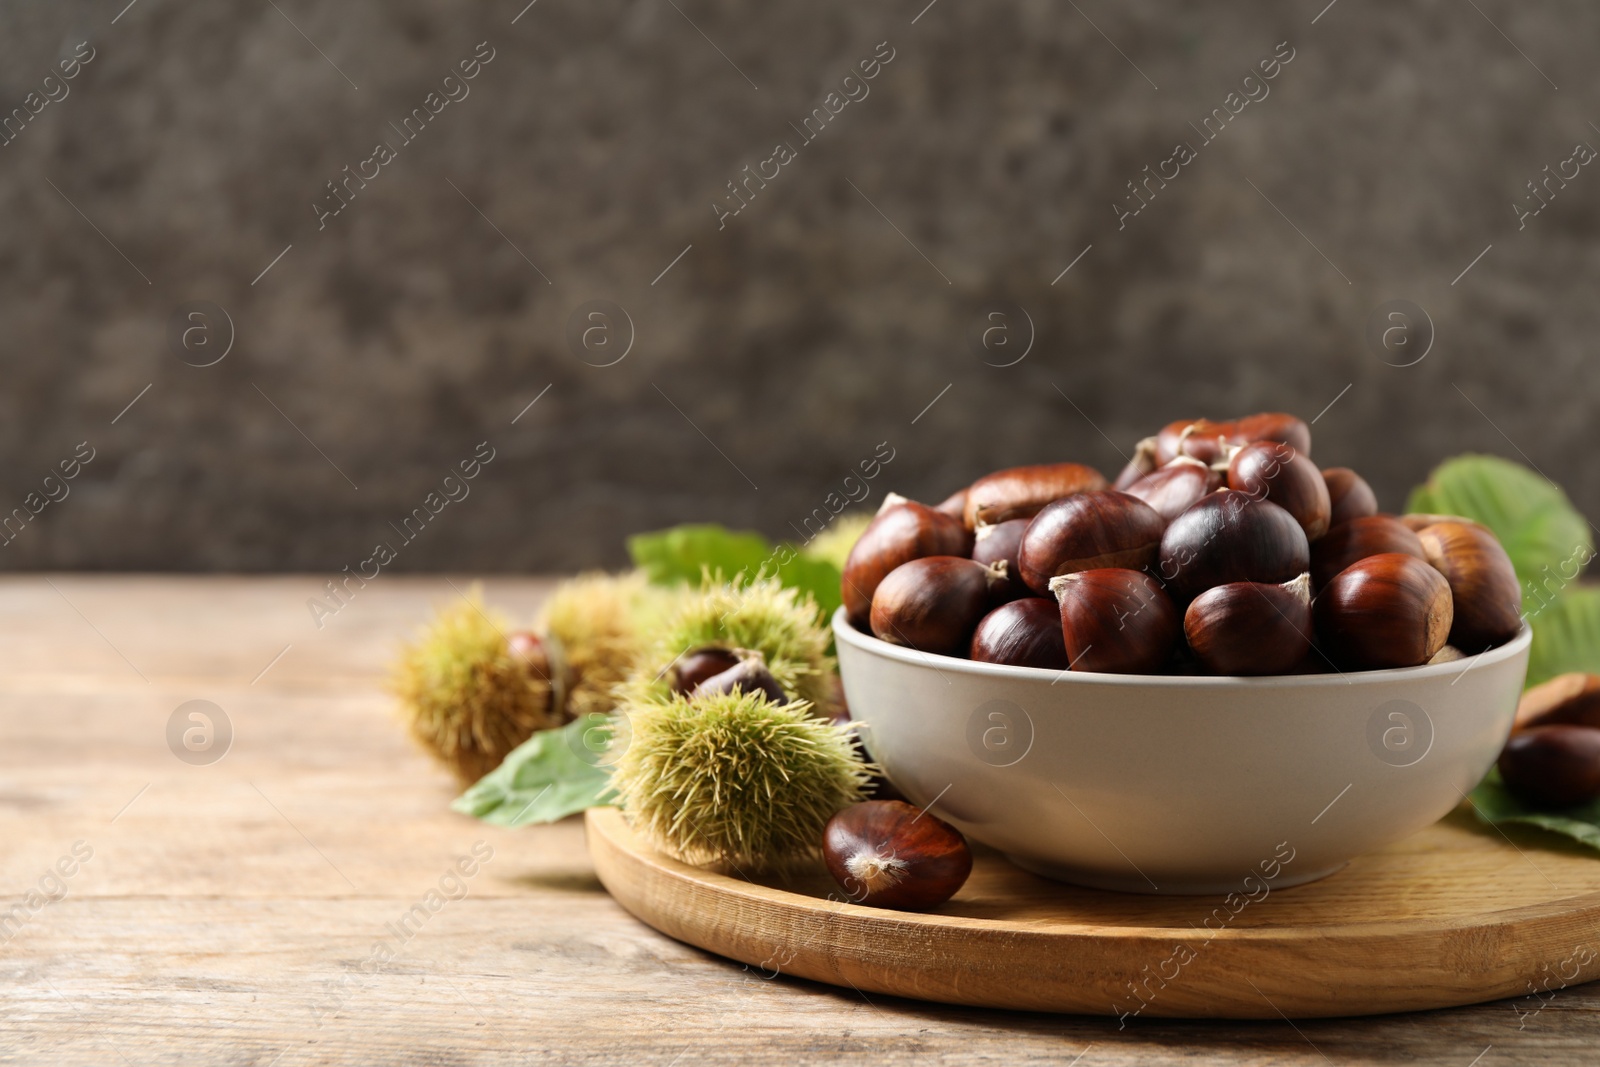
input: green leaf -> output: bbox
[627,524,773,586]
[1406,454,1593,599]
[1526,587,1600,688]
[1470,767,1600,853]
[451,714,615,827]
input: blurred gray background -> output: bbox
[1,0,1595,572]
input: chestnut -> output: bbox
[962,462,1107,529]
[1416,521,1523,653]
[969,597,1070,670]
[935,486,969,520]
[1231,412,1312,459]
[971,518,1031,600]
[869,556,1006,655]
[1050,567,1179,674]
[842,494,973,627]
[1313,553,1454,669]
[823,799,973,910]
[669,646,742,694]
[1156,491,1310,603]
[1310,515,1426,590]
[1228,440,1332,541]
[1111,436,1160,490]
[1322,467,1379,528]
[1516,673,1600,732]
[1399,512,1488,534]
[1183,574,1314,676]
[1156,417,1233,466]
[1498,725,1600,808]
[691,655,787,705]
[1123,458,1221,522]
[1017,490,1166,595]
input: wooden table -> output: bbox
[2,576,1595,1065]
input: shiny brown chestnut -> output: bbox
[669,646,742,695]
[969,598,1071,670]
[1050,567,1179,674]
[962,462,1107,529]
[1111,436,1161,490]
[842,494,973,627]
[1124,458,1222,522]
[1498,725,1600,808]
[1017,490,1166,595]
[1232,412,1313,459]
[971,518,1031,600]
[1228,440,1332,541]
[1310,515,1426,590]
[870,556,1007,655]
[691,655,787,705]
[1155,413,1312,466]
[1313,553,1454,669]
[935,486,969,520]
[1322,467,1379,528]
[1516,673,1600,732]
[1417,521,1523,653]
[1156,491,1310,603]
[1183,574,1314,676]
[823,799,973,910]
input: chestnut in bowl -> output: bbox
[1050,567,1178,675]
[842,495,972,627]
[1313,553,1454,670]
[962,462,1107,529]
[1017,490,1166,595]
[1157,491,1310,603]
[1228,440,1332,541]
[1323,467,1379,528]
[1416,521,1522,654]
[1183,575,1313,676]
[1310,515,1426,590]
[970,598,1070,670]
[971,518,1031,601]
[870,556,1006,656]
[1123,459,1220,523]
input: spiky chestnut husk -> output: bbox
[632,576,835,714]
[392,588,557,785]
[540,571,678,720]
[609,690,874,870]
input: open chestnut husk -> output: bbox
[1323,467,1378,528]
[1156,491,1310,603]
[1416,521,1523,653]
[870,556,1006,655]
[962,462,1107,529]
[1123,458,1220,522]
[842,494,973,627]
[823,799,973,910]
[669,646,742,695]
[1183,574,1313,676]
[1050,567,1179,674]
[1310,515,1426,590]
[1017,490,1166,595]
[1313,553,1454,669]
[1228,440,1332,541]
[970,597,1070,670]
[971,518,1031,600]
[1498,725,1600,808]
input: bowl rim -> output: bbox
[832,607,1533,690]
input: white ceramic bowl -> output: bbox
[834,609,1531,895]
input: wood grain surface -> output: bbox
[1,576,1596,1065]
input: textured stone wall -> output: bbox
[1,0,1595,571]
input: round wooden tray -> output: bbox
[586,805,1600,1019]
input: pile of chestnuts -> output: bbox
[843,412,1524,676]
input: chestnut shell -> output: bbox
[971,518,1031,600]
[1051,567,1179,674]
[970,598,1070,670]
[669,646,742,695]
[842,498,972,627]
[1123,460,1220,523]
[1156,491,1310,603]
[823,799,973,910]
[1017,490,1166,595]
[1313,553,1454,669]
[1323,467,1379,528]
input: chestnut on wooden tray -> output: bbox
[822,800,973,910]
[1498,725,1600,808]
